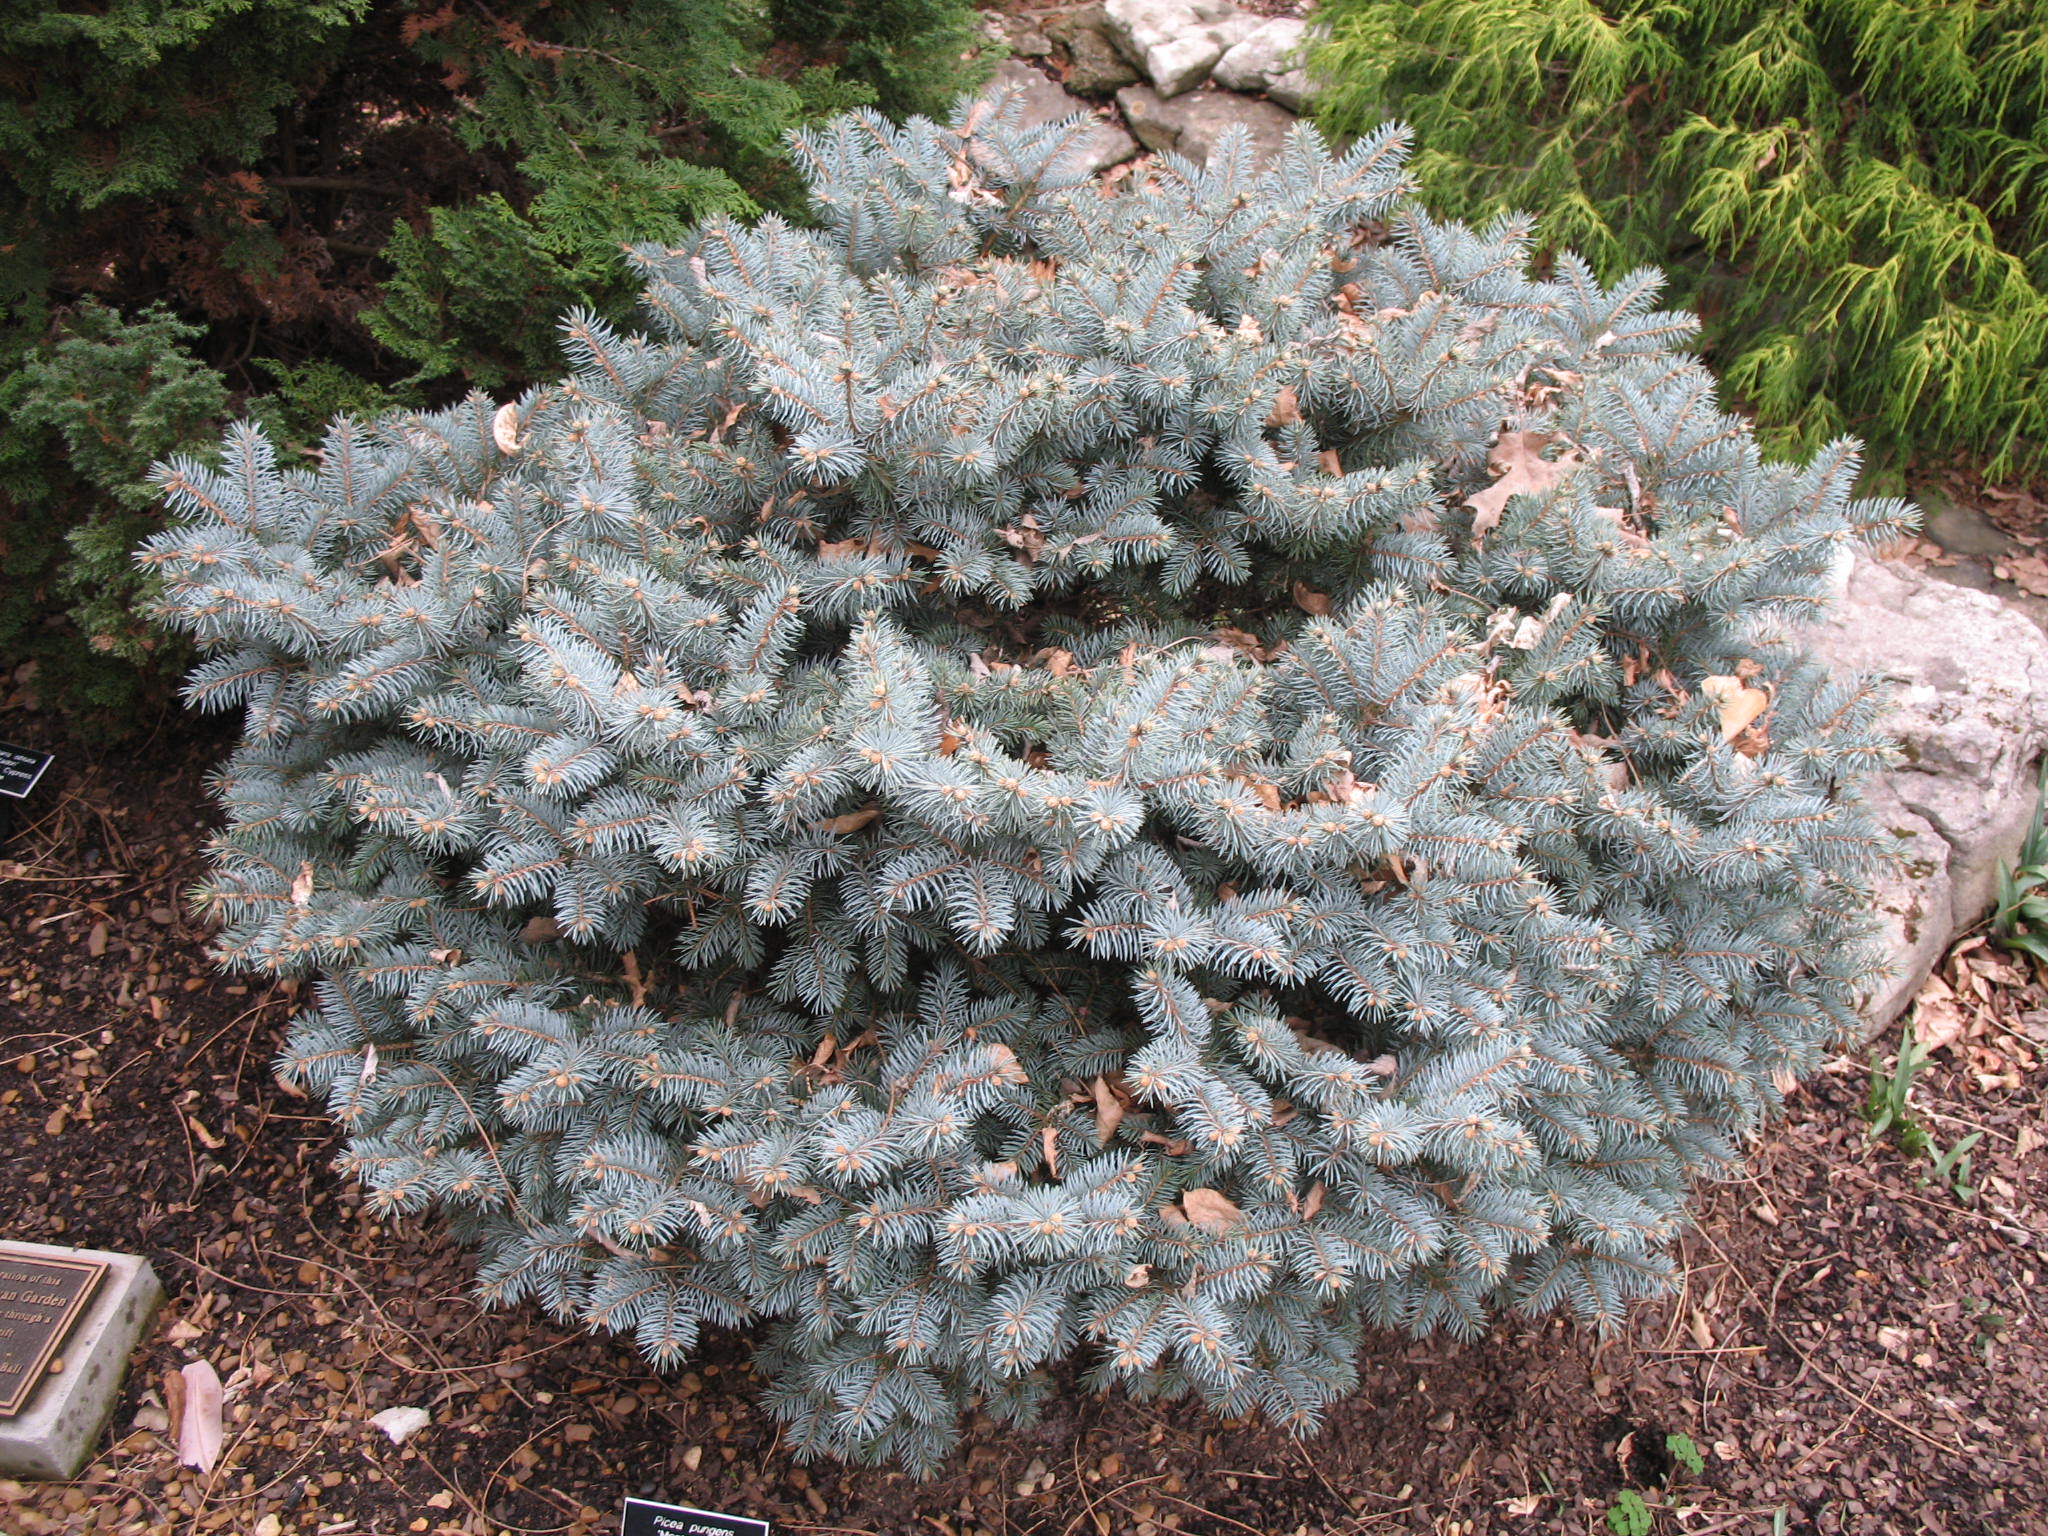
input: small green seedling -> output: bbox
[1927,1130,1982,1202]
[1663,1431,1705,1478]
[1864,1018,1933,1159]
[1993,762,2048,964]
[1607,1489,1653,1535]
[1865,1020,1980,1202]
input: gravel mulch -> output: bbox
[0,710,2042,1535]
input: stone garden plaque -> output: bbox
[0,1241,161,1480]
[0,1250,106,1416]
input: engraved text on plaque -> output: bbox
[0,1252,107,1417]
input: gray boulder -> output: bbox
[1103,0,1250,97]
[1265,68,1315,114]
[990,61,1139,173]
[1208,13,1264,52]
[1145,32,1228,96]
[1048,7,1141,95]
[1213,15,1309,92]
[1808,552,2048,1030]
[1115,84,1297,168]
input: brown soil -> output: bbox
[0,711,2042,1536]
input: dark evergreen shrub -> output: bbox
[0,303,228,717]
[1,0,988,723]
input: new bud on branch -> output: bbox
[143,92,1910,1470]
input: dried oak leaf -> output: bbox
[999,517,1046,562]
[1227,772,1284,811]
[1911,972,1970,1054]
[984,1041,1031,1085]
[1264,386,1301,428]
[1466,430,1581,541]
[1179,1187,1247,1234]
[1699,674,1769,742]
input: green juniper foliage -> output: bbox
[1,0,985,723]
[1,301,229,714]
[1311,0,2048,477]
[0,0,369,313]
[770,0,994,120]
[364,0,894,387]
[150,98,1906,1471]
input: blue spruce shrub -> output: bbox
[147,97,1908,1470]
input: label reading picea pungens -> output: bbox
[620,1496,770,1536]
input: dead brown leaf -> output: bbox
[985,1042,1029,1085]
[1292,581,1332,616]
[816,805,882,836]
[1467,430,1582,541]
[1090,1076,1125,1146]
[1911,972,1970,1054]
[1211,627,1265,660]
[999,517,1046,563]
[1994,554,2048,597]
[1227,773,1284,811]
[176,1360,225,1475]
[1179,1187,1246,1234]
[1700,674,1770,742]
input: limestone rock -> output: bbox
[1213,15,1309,92]
[989,61,1140,174]
[1048,7,1140,95]
[1103,0,1248,97]
[1103,0,1237,59]
[1146,32,1227,97]
[1115,84,1297,168]
[1208,13,1264,53]
[1808,551,2048,1030]
[1265,68,1315,113]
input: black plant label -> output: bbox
[620,1497,771,1536]
[0,744,52,801]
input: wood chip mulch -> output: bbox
[0,712,2042,1535]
